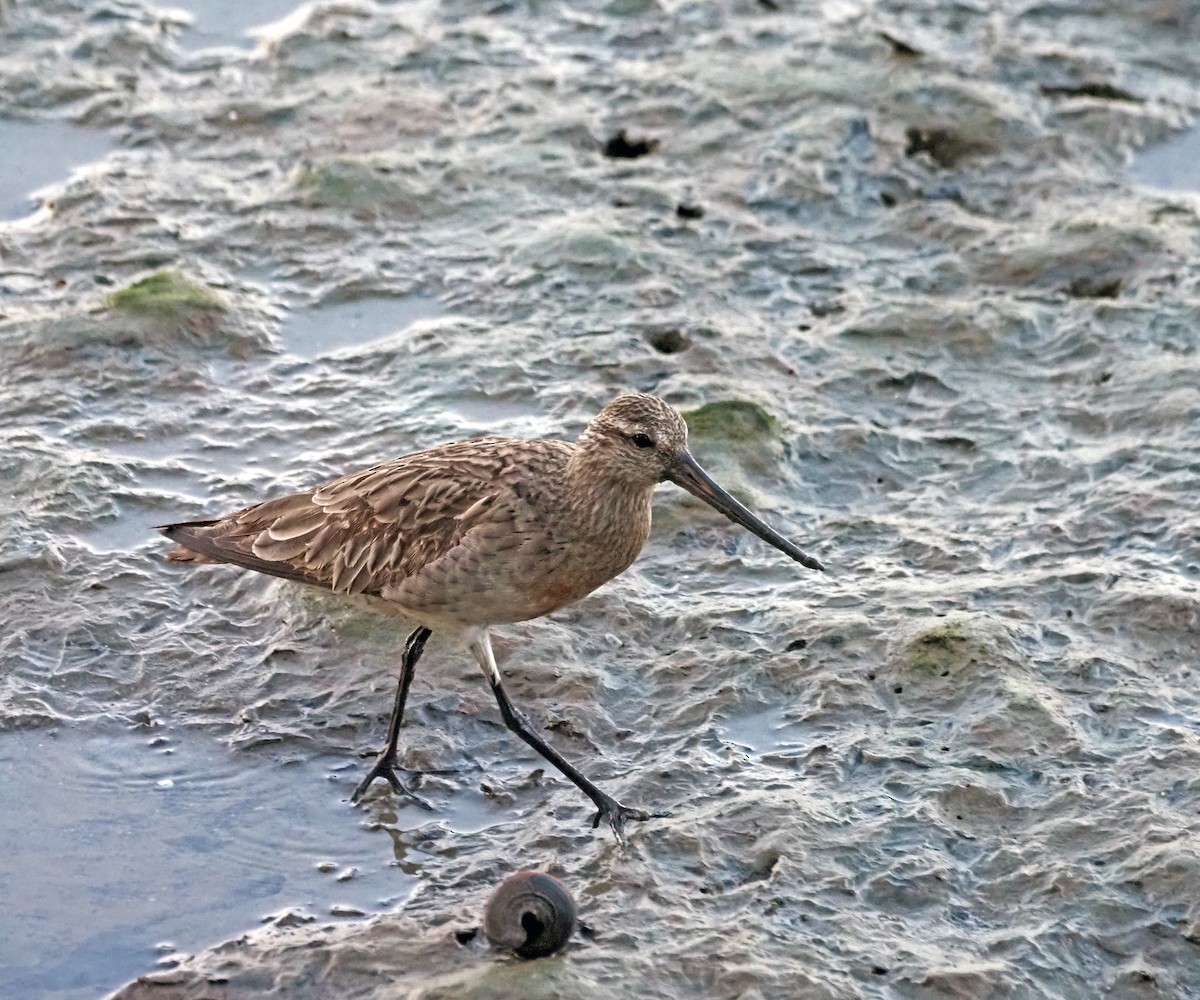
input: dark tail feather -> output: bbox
[158,520,223,563]
[156,519,317,586]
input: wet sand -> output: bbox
[1,1,1199,998]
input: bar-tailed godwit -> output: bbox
[160,393,823,840]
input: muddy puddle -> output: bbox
[0,118,114,221]
[170,0,305,50]
[0,726,419,1000]
[1131,123,1200,193]
[279,293,444,359]
[2,0,1200,998]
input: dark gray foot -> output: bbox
[351,755,433,810]
[591,793,668,843]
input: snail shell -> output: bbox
[483,871,577,959]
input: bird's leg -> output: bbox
[351,626,432,806]
[467,630,664,844]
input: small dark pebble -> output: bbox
[809,299,843,317]
[603,129,659,159]
[645,328,690,354]
[786,638,808,651]
[934,435,976,450]
[904,126,989,168]
[676,202,705,219]
[872,966,889,976]
[1065,276,1122,299]
[879,31,920,57]
[265,909,316,928]
[893,685,903,693]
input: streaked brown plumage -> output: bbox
[160,392,823,840]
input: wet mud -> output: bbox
[1,1,1199,998]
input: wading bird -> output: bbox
[159,393,823,840]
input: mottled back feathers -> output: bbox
[164,437,572,599]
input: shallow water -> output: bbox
[2,0,1200,998]
[1130,123,1200,193]
[0,118,114,220]
[280,293,444,359]
[0,727,419,1000]
[170,0,307,50]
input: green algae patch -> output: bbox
[682,400,775,442]
[106,270,225,320]
[899,614,1021,678]
[296,160,387,208]
[905,619,973,673]
[295,159,430,217]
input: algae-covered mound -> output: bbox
[295,159,432,218]
[899,613,1021,678]
[905,617,973,674]
[682,400,775,442]
[106,270,225,320]
[94,270,270,356]
[296,159,394,209]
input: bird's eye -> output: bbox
[630,432,655,449]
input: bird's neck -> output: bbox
[564,440,656,551]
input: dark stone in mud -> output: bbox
[1040,82,1140,103]
[644,327,690,354]
[878,31,920,58]
[1065,274,1122,299]
[904,126,993,168]
[675,202,704,219]
[602,130,660,159]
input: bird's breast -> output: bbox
[378,475,654,627]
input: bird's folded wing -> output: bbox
[161,437,549,595]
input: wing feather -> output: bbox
[159,437,571,598]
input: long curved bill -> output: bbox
[666,450,825,571]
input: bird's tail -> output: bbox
[157,520,222,563]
